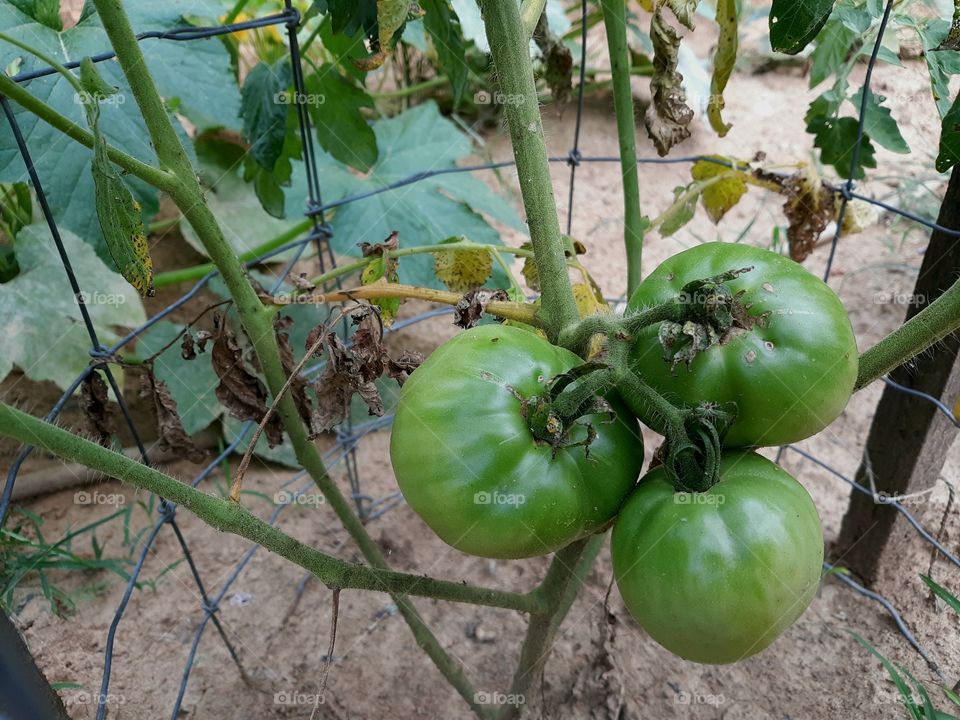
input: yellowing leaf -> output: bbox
[638,0,654,10]
[708,0,737,137]
[360,236,401,324]
[572,283,609,318]
[433,237,492,293]
[690,158,748,223]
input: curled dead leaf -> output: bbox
[139,368,207,463]
[80,370,114,447]
[644,10,694,156]
[782,171,835,262]
[454,288,510,329]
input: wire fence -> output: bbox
[0,0,957,717]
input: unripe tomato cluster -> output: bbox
[390,243,858,664]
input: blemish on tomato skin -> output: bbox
[762,282,775,293]
[744,350,757,365]
[764,341,775,351]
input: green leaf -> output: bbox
[241,61,293,171]
[316,102,524,287]
[421,0,468,106]
[836,3,872,34]
[921,574,960,613]
[809,19,858,88]
[849,632,921,718]
[918,19,960,116]
[307,63,378,171]
[0,224,146,389]
[223,415,300,469]
[0,2,238,256]
[809,115,877,179]
[7,0,61,30]
[314,0,377,38]
[708,0,737,137]
[937,92,960,174]
[850,87,910,154]
[770,0,835,55]
[135,321,221,436]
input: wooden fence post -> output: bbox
[834,166,960,583]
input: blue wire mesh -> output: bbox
[0,0,956,716]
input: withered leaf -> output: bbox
[454,288,509,329]
[180,330,212,361]
[289,273,315,292]
[359,231,399,258]
[308,307,421,431]
[80,370,114,447]
[533,12,573,108]
[139,368,207,463]
[275,315,317,436]
[644,10,694,157]
[782,173,835,262]
[211,314,284,446]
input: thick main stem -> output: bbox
[599,0,645,295]
[480,0,579,342]
[0,403,543,613]
[496,535,605,720]
[90,2,490,715]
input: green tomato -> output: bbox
[390,324,643,559]
[626,242,858,447]
[611,451,823,664]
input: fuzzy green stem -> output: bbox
[496,535,604,720]
[598,0,644,295]
[520,0,548,38]
[480,0,579,341]
[0,74,177,192]
[0,403,543,612]
[855,276,960,390]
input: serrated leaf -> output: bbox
[433,236,492,293]
[851,87,910,154]
[836,3,872,33]
[312,102,524,288]
[919,19,960,116]
[135,321,221,436]
[0,2,238,256]
[809,19,858,88]
[937,92,960,172]
[0,224,145,389]
[421,0,468,106]
[307,63,377,171]
[241,61,293,171]
[770,0,835,55]
[659,185,697,236]
[809,115,877,179]
[690,158,747,223]
[708,0,737,137]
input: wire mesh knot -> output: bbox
[89,346,112,360]
[201,598,220,616]
[566,149,582,167]
[839,180,855,202]
[284,7,301,29]
[157,500,177,522]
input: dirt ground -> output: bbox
[4,12,960,720]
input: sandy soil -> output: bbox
[4,12,960,720]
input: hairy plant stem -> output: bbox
[0,402,545,614]
[480,0,579,342]
[598,0,645,295]
[558,299,684,357]
[855,275,960,389]
[89,1,493,714]
[496,534,605,720]
[520,0,548,38]
[278,282,540,325]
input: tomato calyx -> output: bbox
[658,403,735,492]
[520,363,617,456]
[659,266,767,371]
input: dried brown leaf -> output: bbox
[782,172,835,262]
[644,10,694,156]
[211,314,284,446]
[453,289,509,329]
[139,369,207,463]
[80,370,114,447]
